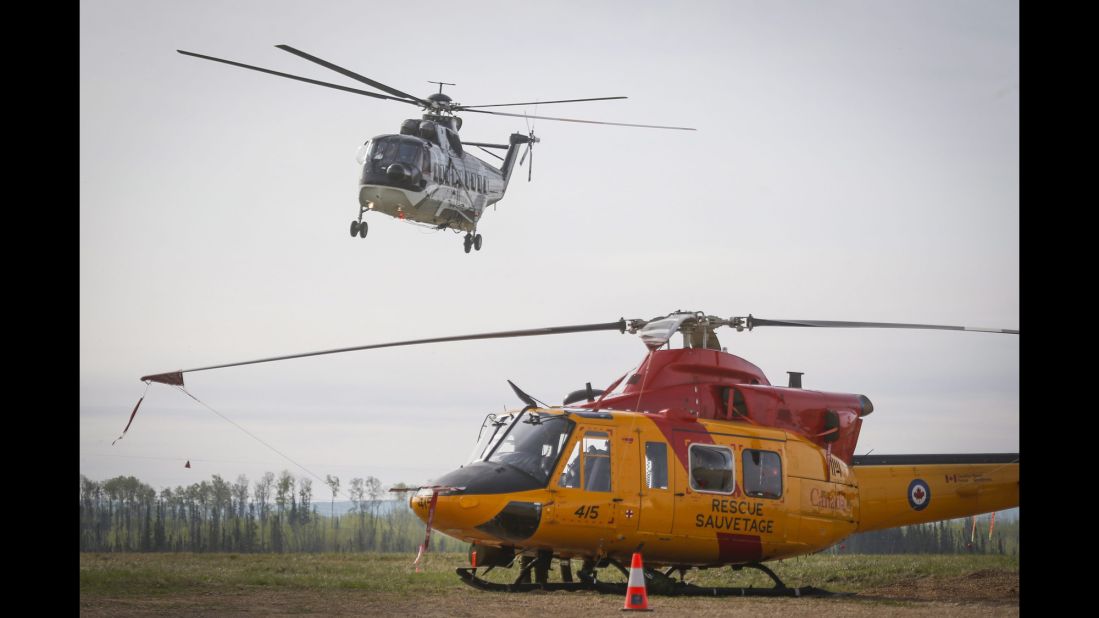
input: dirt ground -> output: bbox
[80,569,1019,617]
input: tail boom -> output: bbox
[851,453,1019,533]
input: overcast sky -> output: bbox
[80,0,1018,496]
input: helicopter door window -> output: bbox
[582,432,611,492]
[742,449,783,499]
[645,442,669,490]
[557,431,611,491]
[688,444,735,494]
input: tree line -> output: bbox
[81,472,1018,556]
[79,472,466,553]
[833,516,1019,556]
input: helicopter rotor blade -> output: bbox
[274,45,430,107]
[733,315,1019,335]
[461,108,696,131]
[177,50,420,105]
[457,96,627,109]
[517,139,534,182]
[140,320,629,385]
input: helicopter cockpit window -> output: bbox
[446,130,463,155]
[742,449,783,499]
[557,431,611,492]
[485,411,575,486]
[367,138,424,170]
[689,444,735,494]
[355,140,372,165]
[467,413,514,464]
[372,139,397,163]
[396,141,423,167]
[645,442,669,490]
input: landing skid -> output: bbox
[456,560,836,597]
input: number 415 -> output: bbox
[574,505,600,519]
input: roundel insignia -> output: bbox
[907,478,931,511]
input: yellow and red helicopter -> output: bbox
[177,45,694,253]
[133,310,1018,597]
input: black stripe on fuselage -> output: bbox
[851,453,1019,466]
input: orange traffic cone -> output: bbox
[622,552,652,611]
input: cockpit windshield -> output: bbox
[467,413,513,464]
[355,140,371,165]
[485,411,575,485]
[366,138,423,168]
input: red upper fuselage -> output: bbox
[578,348,872,463]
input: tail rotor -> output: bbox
[519,128,538,182]
[519,110,538,182]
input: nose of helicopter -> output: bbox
[409,463,547,543]
[411,486,544,545]
[409,486,493,537]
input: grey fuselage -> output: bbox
[358,119,528,233]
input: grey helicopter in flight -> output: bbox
[178,45,695,253]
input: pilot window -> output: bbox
[371,140,396,164]
[645,442,668,490]
[742,449,782,499]
[559,442,581,488]
[369,139,424,170]
[484,411,574,486]
[689,444,735,494]
[396,142,422,167]
[557,431,611,492]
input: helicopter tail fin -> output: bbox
[850,453,1018,533]
[500,132,536,190]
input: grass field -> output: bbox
[80,552,1019,616]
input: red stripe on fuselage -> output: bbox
[716,532,763,563]
[646,413,714,470]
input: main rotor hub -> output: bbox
[425,92,459,114]
[628,311,730,351]
[427,92,453,106]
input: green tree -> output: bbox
[348,477,365,550]
[253,472,274,549]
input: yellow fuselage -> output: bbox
[411,408,1018,567]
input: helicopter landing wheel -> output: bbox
[463,234,473,253]
[473,233,482,251]
[349,220,360,237]
[358,221,368,238]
